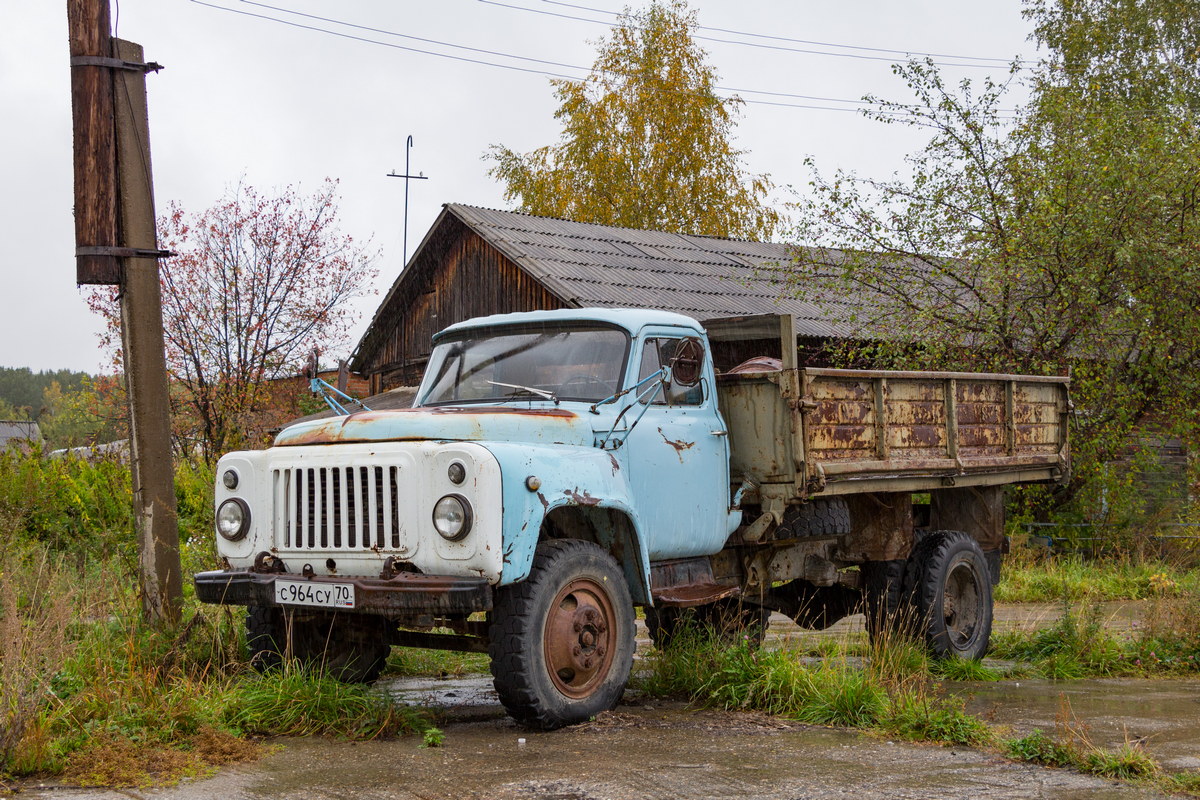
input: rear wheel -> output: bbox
[645,598,769,649]
[489,540,635,729]
[910,530,993,660]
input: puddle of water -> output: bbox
[382,673,504,722]
[957,677,1200,770]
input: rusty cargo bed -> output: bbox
[705,314,1070,499]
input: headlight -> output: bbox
[432,494,472,541]
[216,498,251,541]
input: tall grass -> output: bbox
[2,558,431,784]
[637,626,988,746]
[0,546,77,773]
[997,546,1200,603]
[0,449,434,786]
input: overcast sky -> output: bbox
[0,0,1036,373]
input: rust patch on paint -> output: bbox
[609,453,620,474]
[565,488,601,506]
[537,492,550,511]
[346,406,577,419]
[658,428,694,453]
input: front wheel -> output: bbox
[489,540,635,729]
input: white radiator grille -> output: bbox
[273,466,403,550]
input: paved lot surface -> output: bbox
[17,704,1175,800]
[17,603,1197,800]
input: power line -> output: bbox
[481,0,1032,69]
[191,1,582,80]
[232,0,872,106]
[196,1,1017,117]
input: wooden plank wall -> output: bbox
[361,219,566,391]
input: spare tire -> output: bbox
[781,498,851,538]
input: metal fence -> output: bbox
[1019,521,1200,556]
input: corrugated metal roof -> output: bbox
[443,203,882,339]
[0,420,41,448]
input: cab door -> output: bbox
[622,332,732,559]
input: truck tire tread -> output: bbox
[489,539,635,729]
[783,498,851,538]
[907,530,993,660]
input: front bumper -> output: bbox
[194,569,493,616]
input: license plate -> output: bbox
[275,580,355,609]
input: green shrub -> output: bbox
[174,457,215,545]
[0,448,133,558]
[1005,730,1073,767]
[883,694,994,746]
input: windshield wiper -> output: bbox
[486,380,559,404]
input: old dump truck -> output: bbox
[195,308,1070,729]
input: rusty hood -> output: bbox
[274,405,590,447]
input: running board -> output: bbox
[649,557,741,607]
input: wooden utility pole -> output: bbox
[67,0,182,625]
[67,0,119,285]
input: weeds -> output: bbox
[1167,771,1200,794]
[990,598,1200,679]
[1005,730,1074,767]
[224,670,428,739]
[701,647,888,727]
[882,693,993,746]
[0,547,78,772]
[0,545,433,784]
[1000,697,1160,782]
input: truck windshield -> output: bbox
[420,326,629,405]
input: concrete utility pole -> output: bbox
[67,0,182,626]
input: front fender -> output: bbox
[483,443,650,600]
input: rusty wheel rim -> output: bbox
[544,577,617,699]
[943,559,981,649]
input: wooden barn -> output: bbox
[350,203,863,393]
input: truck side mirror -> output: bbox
[669,338,704,387]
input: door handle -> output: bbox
[710,430,728,437]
